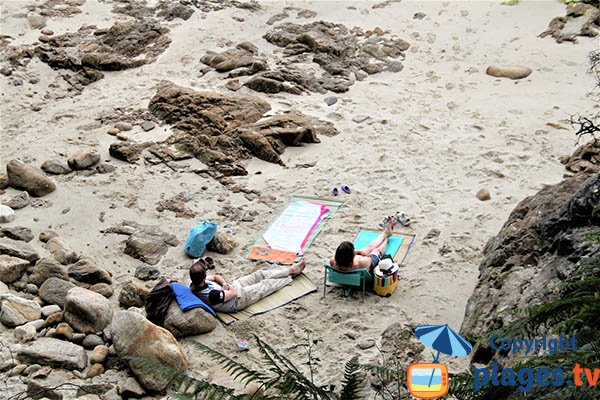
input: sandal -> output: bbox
[331,187,339,196]
[341,185,351,194]
[395,212,411,227]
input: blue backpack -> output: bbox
[184,221,217,258]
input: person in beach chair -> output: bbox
[189,259,306,312]
[329,217,396,273]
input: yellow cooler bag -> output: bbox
[373,259,399,297]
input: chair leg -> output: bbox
[361,280,365,303]
[323,269,327,298]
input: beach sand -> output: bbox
[0,0,598,395]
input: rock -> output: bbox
[0,226,34,242]
[0,237,39,262]
[89,345,109,364]
[117,377,146,398]
[28,15,47,29]
[104,220,179,265]
[0,205,15,223]
[352,115,370,123]
[156,1,194,20]
[6,159,56,197]
[39,277,75,307]
[0,67,9,77]
[44,311,63,326]
[64,287,113,334]
[266,11,289,25]
[2,191,30,210]
[206,232,237,254]
[324,96,337,106]
[140,121,155,131]
[39,229,58,243]
[0,294,42,327]
[14,322,37,342]
[41,159,72,175]
[27,380,63,400]
[163,300,217,337]
[380,323,425,364]
[114,122,133,131]
[0,281,8,294]
[118,281,149,308]
[83,334,105,349]
[72,333,85,343]
[108,140,154,163]
[46,237,79,265]
[0,173,8,189]
[23,363,42,376]
[476,188,491,201]
[54,322,74,340]
[110,310,187,392]
[357,339,375,349]
[540,3,600,43]
[225,79,242,91]
[41,28,54,36]
[29,258,68,286]
[89,283,114,298]
[414,12,426,19]
[68,259,111,284]
[76,383,115,397]
[26,283,38,294]
[86,363,105,379]
[0,255,29,283]
[17,337,87,370]
[95,163,115,174]
[9,364,27,376]
[41,304,61,318]
[68,149,101,170]
[485,65,532,80]
[134,265,160,281]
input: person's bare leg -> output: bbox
[363,218,394,253]
[288,260,306,277]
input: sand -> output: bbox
[0,0,598,395]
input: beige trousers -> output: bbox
[232,267,292,311]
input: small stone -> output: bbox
[0,67,12,77]
[14,323,37,342]
[72,333,85,343]
[89,345,109,364]
[324,96,337,106]
[206,232,237,254]
[41,304,61,318]
[86,363,105,379]
[68,259,111,284]
[117,377,146,398]
[82,334,104,349]
[118,281,149,308]
[107,128,119,136]
[39,277,76,307]
[6,159,56,197]
[357,339,376,349]
[68,150,101,170]
[24,364,42,376]
[54,322,74,340]
[89,282,113,298]
[0,226,34,242]
[486,65,532,80]
[114,122,133,131]
[2,191,29,209]
[26,283,38,294]
[0,254,28,283]
[476,188,491,201]
[116,132,129,141]
[0,205,15,223]
[140,121,155,131]
[0,174,8,189]
[134,265,160,281]
[46,237,79,265]
[413,12,426,19]
[30,365,52,379]
[95,163,115,174]
[41,159,72,175]
[41,28,54,36]
[225,79,242,91]
[352,115,370,123]
[39,229,58,243]
[9,364,27,376]
[44,311,63,327]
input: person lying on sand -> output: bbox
[329,218,396,273]
[189,260,306,312]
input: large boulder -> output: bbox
[6,159,56,197]
[68,259,112,284]
[163,300,216,337]
[29,258,69,286]
[0,237,40,263]
[0,254,29,283]
[0,294,42,327]
[39,277,75,307]
[17,337,87,370]
[110,310,187,392]
[64,287,113,333]
[104,221,179,265]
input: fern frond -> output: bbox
[362,363,401,384]
[339,355,364,400]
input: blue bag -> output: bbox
[184,221,217,258]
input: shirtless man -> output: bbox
[329,218,395,272]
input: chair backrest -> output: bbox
[324,265,369,287]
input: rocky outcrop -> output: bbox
[64,287,113,333]
[6,159,56,197]
[110,310,187,392]
[560,140,600,174]
[17,337,87,370]
[103,220,179,265]
[461,172,600,360]
[163,300,217,337]
[540,2,600,43]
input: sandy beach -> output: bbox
[1,0,598,397]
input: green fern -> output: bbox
[339,356,364,400]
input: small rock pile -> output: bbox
[539,2,600,43]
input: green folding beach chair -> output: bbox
[323,264,372,302]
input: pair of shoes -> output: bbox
[199,256,215,269]
[331,185,351,196]
[378,215,392,230]
[395,212,411,227]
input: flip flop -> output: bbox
[331,187,339,196]
[341,185,351,194]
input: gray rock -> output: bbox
[89,344,109,364]
[0,294,42,327]
[41,304,61,318]
[324,96,337,106]
[117,377,146,398]
[83,334,105,349]
[0,281,9,295]
[0,254,29,283]
[89,282,114,298]
[105,221,179,265]
[110,310,187,392]
[114,122,133,131]
[41,159,72,175]
[118,281,149,308]
[68,149,101,170]
[0,226,34,242]
[2,191,29,210]
[39,277,75,307]
[95,163,115,174]
[29,258,69,286]
[27,379,63,400]
[64,286,113,334]
[413,12,426,19]
[17,337,87,370]
[134,265,160,281]
[14,322,37,342]
[25,283,38,294]
[39,229,58,243]
[41,28,54,36]
[68,259,111,284]
[6,159,56,197]
[0,237,39,262]
[163,300,217,338]
[141,121,155,131]
[45,237,79,265]
[357,339,375,349]
[0,205,15,223]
